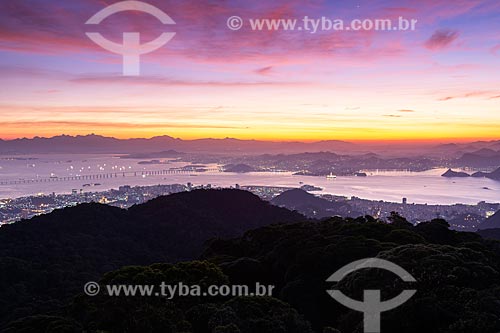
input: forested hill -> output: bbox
[0,189,304,327]
[3,216,500,333]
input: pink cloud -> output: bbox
[255,66,273,76]
[492,44,500,55]
[425,29,460,50]
[438,90,500,101]
[0,0,496,74]
[70,74,306,87]
[0,0,404,65]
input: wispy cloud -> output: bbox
[438,91,500,101]
[70,74,305,87]
[424,29,460,50]
[1,120,247,130]
[492,44,500,56]
[255,66,274,76]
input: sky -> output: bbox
[0,0,499,142]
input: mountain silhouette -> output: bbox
[441,168,470,177]
[1,195,500,332]
[271,188,356,218]
[479,209,500,230]
[457,149,500,168]
[0,189,304,327]
[0,134,353,154]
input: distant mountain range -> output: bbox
[455,148,500,168]
[0,134,354,154]
[433,141,500,158]
[1,134,499,156]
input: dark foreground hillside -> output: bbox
[2,209,500,333]
[0,189,304,328]
[203,217,500,333]
[478,228,500,240]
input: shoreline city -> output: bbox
[1,182,497,231]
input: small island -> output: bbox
[472,167,500,181]
[442,167,500,180]
[441,169,470,178]
[138,159,170,165]
[472,171,490,178]
[300,184,323,191]
[223,164,260,173]
[120,150,184,159]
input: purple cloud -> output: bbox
[255,66,273,75]
[424,29,459,50]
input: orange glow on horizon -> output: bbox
[0,128,498,144]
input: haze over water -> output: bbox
[0,154,498,205]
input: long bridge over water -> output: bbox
[0,167,221,186]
